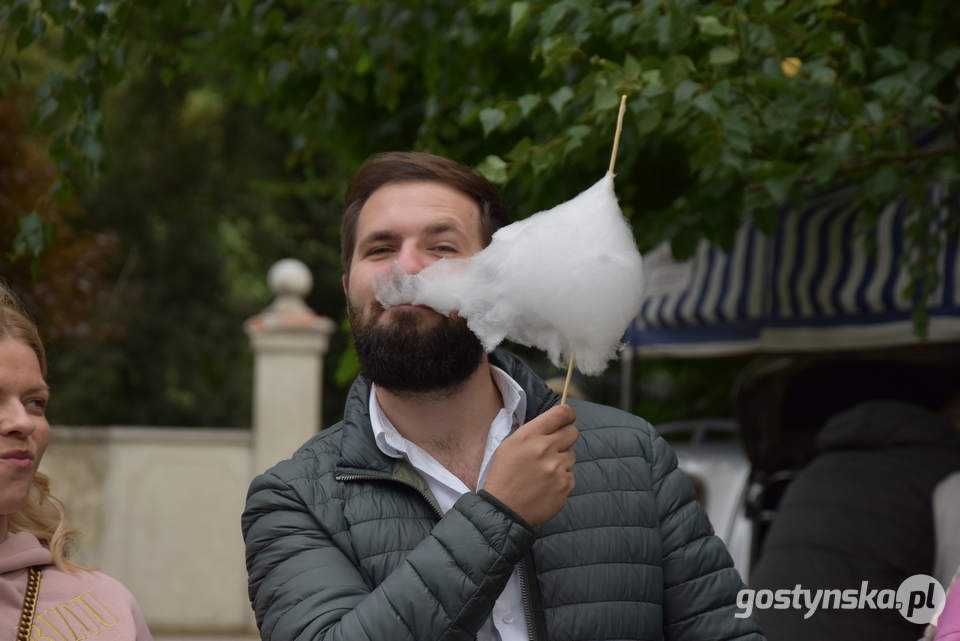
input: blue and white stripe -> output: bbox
[627,186,960,357]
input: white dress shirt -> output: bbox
[369,365,529,641]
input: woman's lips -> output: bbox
[0,450,34,469]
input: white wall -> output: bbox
[40,427,258,634]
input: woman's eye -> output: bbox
[25,398,47,413]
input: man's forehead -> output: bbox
[356,181,482,235]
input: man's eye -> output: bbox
[433,245,457,253]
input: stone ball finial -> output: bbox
[268,258,313,299]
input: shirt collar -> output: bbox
[370,364,527,459]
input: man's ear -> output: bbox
[342,274,349,296]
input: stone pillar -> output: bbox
[245,258,336,476]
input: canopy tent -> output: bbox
[626,183,960,358]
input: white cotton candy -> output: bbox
[374,172,645,375]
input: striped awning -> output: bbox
[627,184,960,357]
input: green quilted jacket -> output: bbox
[243,350,765,641]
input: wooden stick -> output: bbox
[560,352,577,405]
[608,94,628,174]
[560,95,628,405]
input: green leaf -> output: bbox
[695,16,734,37]
[563,124,591,154]
[12,212,47,260]
[763,163,804,203]
[506,137,534,162]
[674,79,699,103]
[636,108,662,135]
[334,338,361,388]
[509,2,530,36]
[624,53,641,80]
[518,93,541,117]
[935,47,960,70]
[355,52,373,75]
[267,60,293,86]
[641,69,662,92]
[692,92,719,115]
[237,0,256,19]
[593,85,622,112]
[662,55,695,85]
[875,46,909,71]
[529,146,555,176]
[864,100,884,123]
[477,154,509,184]
[708,46,739,66]
[539,3,570,37]
[479,107,506,137]
[859,166,899,204]
[81,134,106,171]
[36,98,59,124]
[548,86,574,114]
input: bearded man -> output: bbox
[242,151,765,641]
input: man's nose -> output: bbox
[0,402,36,438]
[395,244,431,275]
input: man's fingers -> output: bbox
[525,404,577,435]
[555,423,579,452]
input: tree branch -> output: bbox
[742,144,960,193]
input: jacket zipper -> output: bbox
[518,558,537,641]
[336,472,443,515]
[515,393,561,641]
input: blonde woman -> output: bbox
[0,283,151,640]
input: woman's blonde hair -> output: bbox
[1,281,88,572]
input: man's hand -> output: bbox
[484,404,579,527]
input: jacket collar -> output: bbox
[335,349,560,477]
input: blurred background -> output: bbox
[2,0,959,635]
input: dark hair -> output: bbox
[341,152,511,273]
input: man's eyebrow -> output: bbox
[358,222,468,248]
[422,222,468,238]
[25,385,50,395]
[358,230,401,248]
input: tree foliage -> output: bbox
[5,0,958,242]
[2,0,959,425]
[0,90,120,351]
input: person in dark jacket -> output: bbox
[750,397,960,641]
[242,152,765,641]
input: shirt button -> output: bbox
[502,614,514,624]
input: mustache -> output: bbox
[373,263,424,309]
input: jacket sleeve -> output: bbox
[242,472,535,641]
[651,434,766,641]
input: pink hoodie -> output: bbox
[936,584,960,641]
[0,532,152,641]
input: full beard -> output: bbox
[349,300,485,400]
